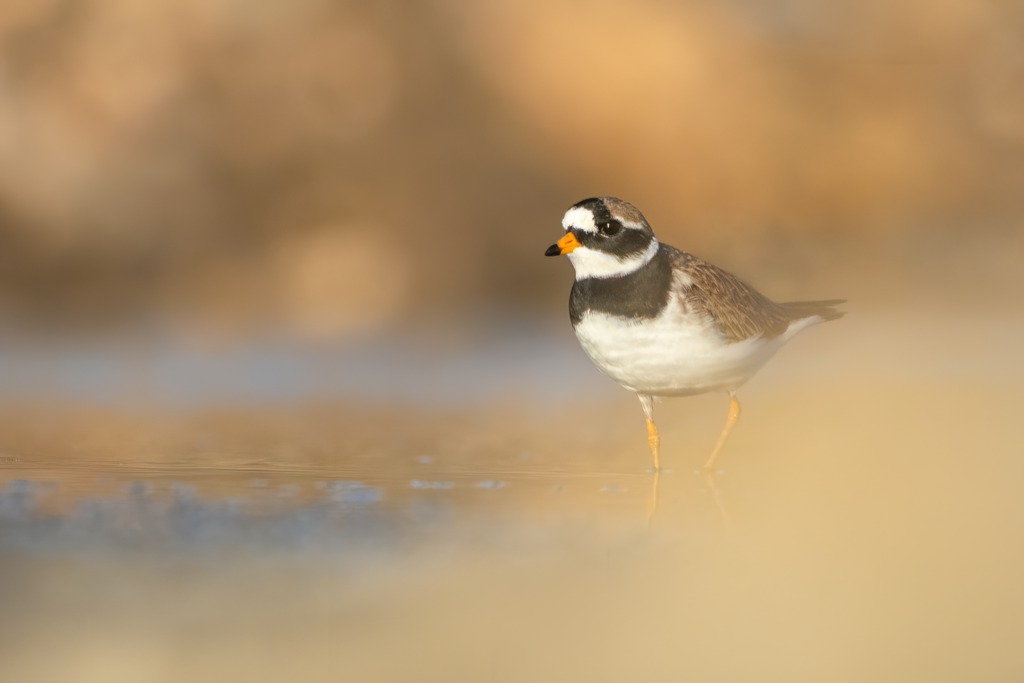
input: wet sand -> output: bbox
[1,307,1023,682]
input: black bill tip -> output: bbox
[544,243,561,257]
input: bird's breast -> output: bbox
[572,303,784,396]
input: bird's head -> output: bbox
[545,197,659,280]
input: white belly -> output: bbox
[573,308,794,396]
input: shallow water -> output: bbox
[2,309,1023,682]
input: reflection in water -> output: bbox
[645,470,736,533]
[645,468,660,528]
[704,471,735,533]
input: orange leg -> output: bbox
[637,394,660,472]
[645,418,661,472]
[704,393,741,471]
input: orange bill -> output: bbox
[544,231,581,256]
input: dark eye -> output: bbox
[598,221,620,236]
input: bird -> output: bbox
[545,197,844,472]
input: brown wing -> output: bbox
[666,248,792,342]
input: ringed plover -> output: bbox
[545,197,845,472]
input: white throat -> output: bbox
[568,238,660,280]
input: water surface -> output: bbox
[2,311,1022,682]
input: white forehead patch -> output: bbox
[563,205,647,234]
[562,206,598,234]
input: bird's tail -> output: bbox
[779,299,846,322]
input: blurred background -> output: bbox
[1,0,1021,348]
[2,2,1024,682]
